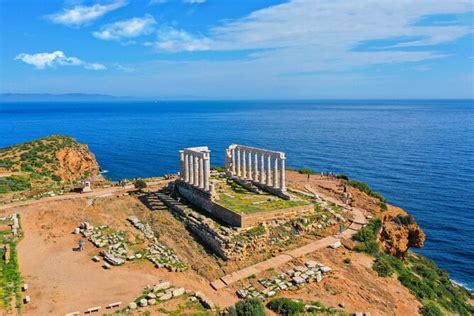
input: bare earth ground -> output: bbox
[2,195,236,315]
[0,172,423,315]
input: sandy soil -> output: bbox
[2,194,236,315]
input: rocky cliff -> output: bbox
[0,135,100,194]
[379,213,425,257]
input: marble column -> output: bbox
[254,152,259,180]
[231,148,236,175]
[273,156,278,188]
[179,151,185,179]
[199,157,204,189]
[204,154,210,191]
[242,150,247,178]
[260,153,265,183]
[247,151,253,180]
[266,155,272,185]
[193,156,199,186]
[280,157,286,192]
[236,149,241,177]
[188,154,194,185]
[185,153,190,182]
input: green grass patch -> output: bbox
[216,179,309,214]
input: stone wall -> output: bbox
[176,180,313,228]
[176,180,242,227]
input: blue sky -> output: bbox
[0,0,473,99]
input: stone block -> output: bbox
[305,260,318,268]
[159,293,172,301]
[23,295,31,304]
[147,299,156,305]
[129,302,137,310]
[173,287,185,297]
[22,283,28,291]
[292,276,305,284]
[329,240,341,249]
[320,266,332,273]
[154,281,171,292]
[316,271,322,283]
[139,298,148,307]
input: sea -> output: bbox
[1,100,473,290]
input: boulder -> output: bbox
[154,281,171,292]
[139,298,148,307]
[159,293,172,301]
[172,287,185,297]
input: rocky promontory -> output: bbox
[0,135,100,196]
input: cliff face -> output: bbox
[55,144,100,182]
[379,214,425,257]
[0,135,101,194]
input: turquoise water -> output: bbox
[1,100,473,289]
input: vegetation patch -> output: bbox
[215,178,309,214]
[267,298,340,315]
[0,216,23,313]
[353,218,381,255]
[227,298,266,316]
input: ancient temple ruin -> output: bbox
[179,146,212,193]
[225,144,289,199]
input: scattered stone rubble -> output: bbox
[127,216,187,271]
[236,260,332,300]
[77,222,127,266]
[127,281,214,311]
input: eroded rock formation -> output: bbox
[378,214,425,257]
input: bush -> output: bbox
[211,166,226,172]
[353,218,381,243]
[229,298,266,316]
[337,173,349,180]
[348,179,386,203]
[297,167,317,175]
[134,179,147,191]
[420,303,443,316]
[267,298,306,315]
[343,258,351,264]
[373,255,394,277]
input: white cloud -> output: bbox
[47,0,126,27]
[184,0,207,4]
[154,0,471,71]
[154,27,210,52]
[93,15,156,40]
[15,51,106,70]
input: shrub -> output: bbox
[211,166,226,172]
[348,179,387,203]
[343,258,351,264]
[353,218,381,242]
[420,303,443,316]
[297,167,318,175]
[229,298,266,316]
[134,179,147,191]
[267,298,306,315]
[373,255,394,277]
[51,175,61,182]
[337,173,349,180]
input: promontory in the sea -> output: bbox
[0,136,472,315]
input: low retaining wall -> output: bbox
[175,181,314,228]
[176,181,242,227]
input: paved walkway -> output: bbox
[211,187,367,290]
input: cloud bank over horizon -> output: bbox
[2,0,473,98]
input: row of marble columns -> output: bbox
[227,145,286,192]
[180,147,211,192]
